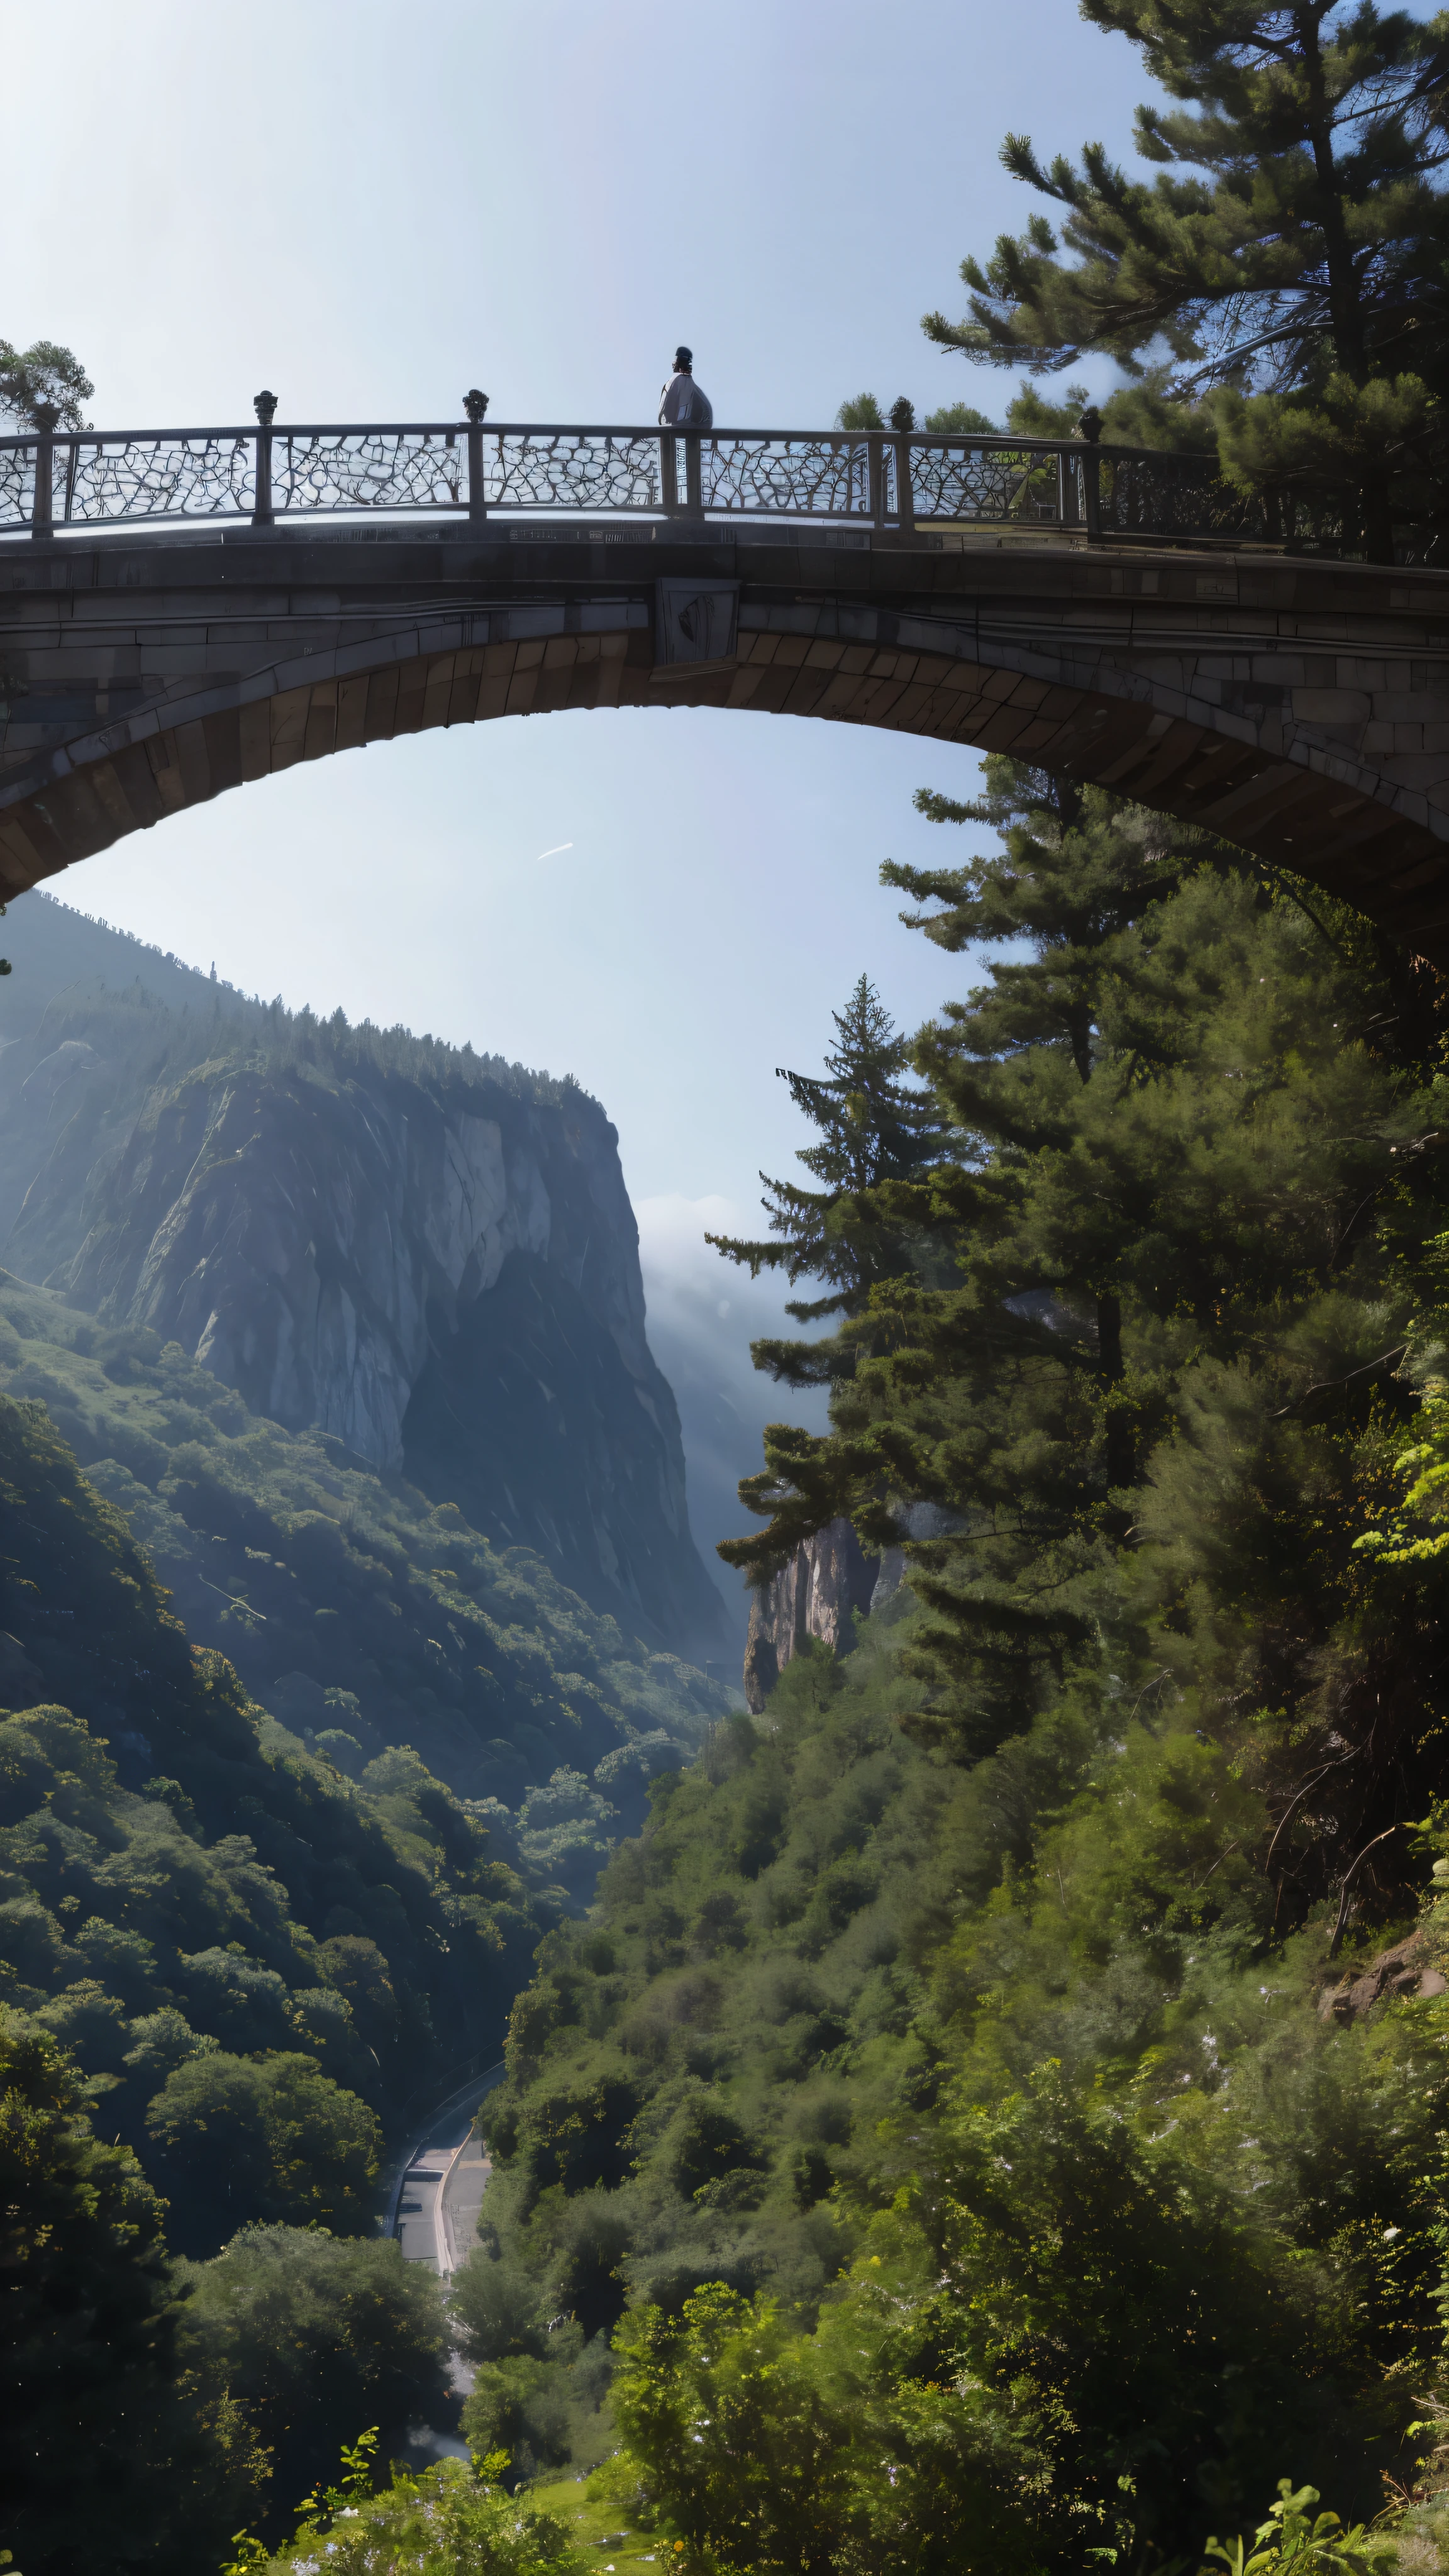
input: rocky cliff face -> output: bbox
[743,1517,880,1713]
[0,897,729,1663]
[740,1501,962,1711]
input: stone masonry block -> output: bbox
[1382,754,1449,789]
[1294,691,1370,723]
[1375,692,1446,723]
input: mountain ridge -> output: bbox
[0,894,728,1666]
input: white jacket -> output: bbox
[658,372,714,429]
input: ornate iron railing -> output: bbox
[0,400,1334,547]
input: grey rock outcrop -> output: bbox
[743,1517,878,1714]
[741,1499,963,1711]
[43,1057,621,1476]
[0,900,729,1663]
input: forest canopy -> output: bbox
[465,756,1449,2572]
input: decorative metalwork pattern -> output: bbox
[1096,452,1352,552]
[697,435,872,517]
[481,430,662,513]
[60,433,256,522]
[275,428,464,513]
[1099,452,1260,541]
[0,442,32,525]
[0,415,1363,552]
[908,438,1062,523]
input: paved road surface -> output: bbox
[392,2065,506,2276]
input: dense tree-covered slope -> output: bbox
[463,775,1449,2572]
[0,1389,548,2240]
[0,1269,723,1850]
[0,2009,262,2576]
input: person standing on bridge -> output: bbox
[658,346,713,430]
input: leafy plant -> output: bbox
[1205,2480,1391,2576]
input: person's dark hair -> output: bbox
[674,345,693,370]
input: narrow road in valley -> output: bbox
[389,2063,507,2277]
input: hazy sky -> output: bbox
[4,0,1158,1614]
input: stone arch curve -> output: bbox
[5,526,1449,957]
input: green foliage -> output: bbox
[0,1268,718,1841]
[516,1768,623,1897]
[0,2007,259,2575]
[0,336,92,430]
[835,395,1001,433]
[145,2051,382,2252]
[253,2433,589,2576]
[923,400,1001,432]
[727,760,1449,1806]
[475,765,1449,2568]
[707,974,947,1386]
[1207,2480,1392,2576]
[180,2229,450,2537]
[451,1614,938,2484]
[923,3,1449,555]
[0,1387,552,2257]
[610,2284,852,2573]
[835,392,887,430]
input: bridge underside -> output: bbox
[6,525,1449,958]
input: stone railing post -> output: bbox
[684,432,703,515]
[895,431,915,533]
[30,401,58,541]
[867,433,886,528]
[252,389,277,528]
[660,431,680,516]
[463,388,489,523]
[1057,443,1082,528]
[1077,404,1102,539]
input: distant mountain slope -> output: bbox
[0,1269,724,1841]
[0,894,729,1665]
[0,1389,544,2247]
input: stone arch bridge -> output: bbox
[5,408,1449,956]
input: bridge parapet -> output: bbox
[0,411,1346,550]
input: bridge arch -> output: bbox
[5,524,1449,959]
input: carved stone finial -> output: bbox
[31,402,60,433]
[463,389,489,423]
[253,390,278,426]
[1077,404,1103,444]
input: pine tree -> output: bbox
[723,760,1449,1787]
[837,392,1001,431]
[706,974,946,1387]
[923,3,1449,557]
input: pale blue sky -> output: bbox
[4,0,1158,1613]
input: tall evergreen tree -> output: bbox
[723,760,1449,1837]
[924,3,1449,556]
[706,974,946,1386]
